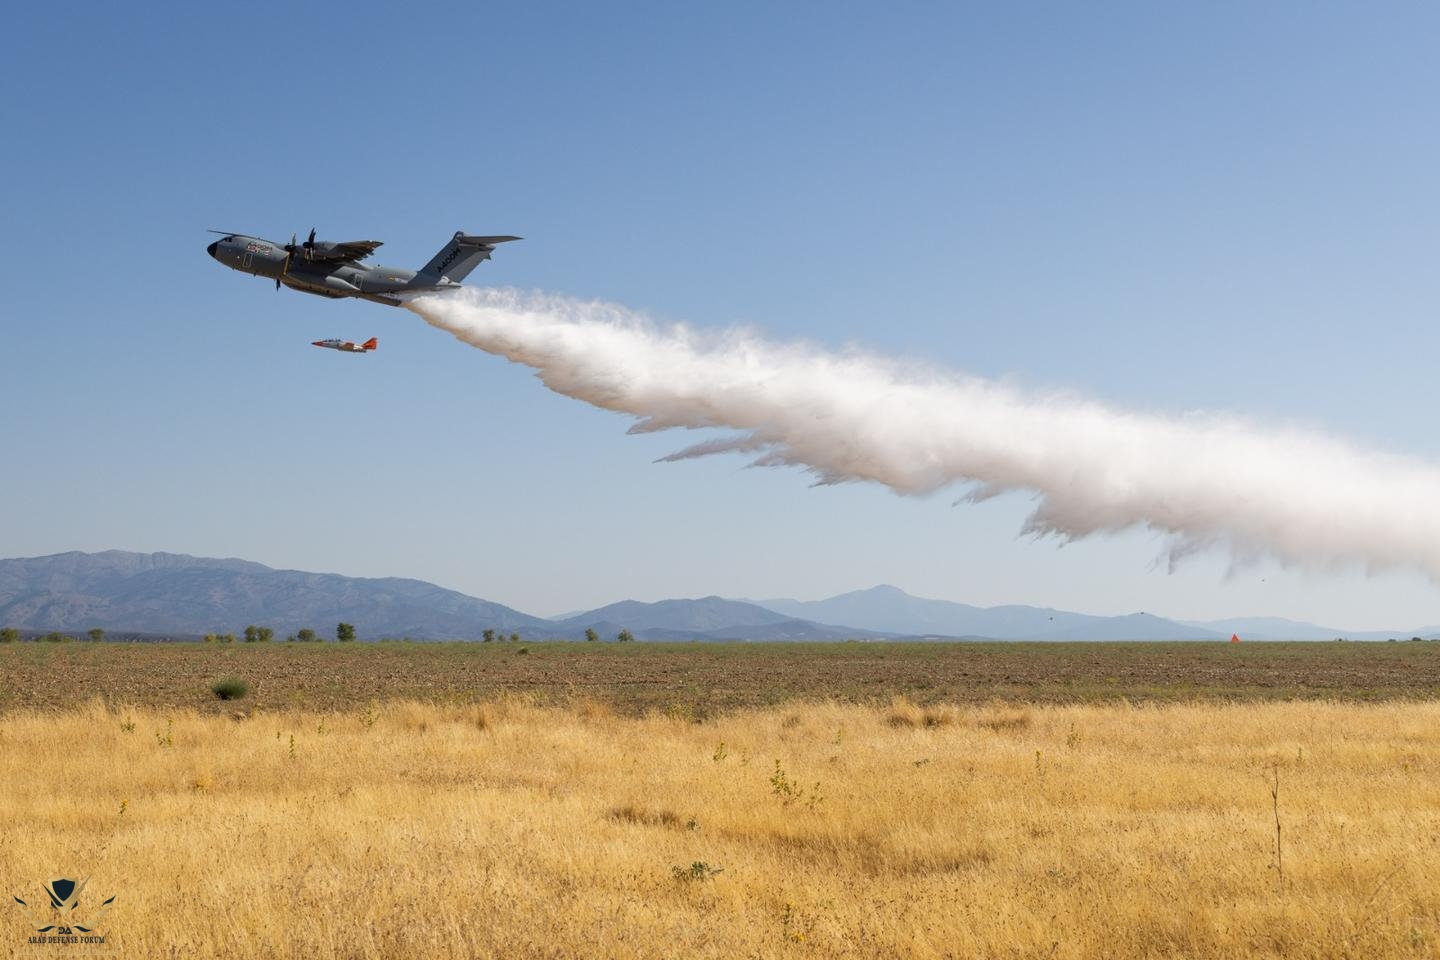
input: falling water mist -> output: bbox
[406,286,1440,580]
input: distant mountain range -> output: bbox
[755,584,1223,640]
[0,551,547,639]
[0,551,1434,642]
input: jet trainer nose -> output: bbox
[206,241,218,259]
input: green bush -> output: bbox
[210,676,249,701]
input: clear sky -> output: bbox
[4,3,1440,628]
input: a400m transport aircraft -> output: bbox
[206,228,520,308]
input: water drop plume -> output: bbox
[407,287,1440,579]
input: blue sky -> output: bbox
[4,3,1440,627]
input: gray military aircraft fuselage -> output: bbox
[206,228,519,307]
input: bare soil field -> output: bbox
[2,640,1438,715]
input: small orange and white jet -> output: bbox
[311,336,377,354]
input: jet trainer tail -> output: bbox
[417,231,521,283]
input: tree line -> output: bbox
[0,622,641,643]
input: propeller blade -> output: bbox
[277,233,294,290]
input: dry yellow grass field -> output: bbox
[3,697,1439,958]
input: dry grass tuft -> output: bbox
[571,697,615,723]
[975,706,1034,732]
[886,695,957,728]
[606,804,684,829]
[458,703,497,731]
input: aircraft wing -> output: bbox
[309,240,384,262]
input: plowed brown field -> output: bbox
[2,639,1437,715]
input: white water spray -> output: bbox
[407,287,1440,579]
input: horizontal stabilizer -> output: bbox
[456,234,522,246]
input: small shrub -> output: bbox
[671,861,723,882]
[770,760,824,811]
[664,701,696,723]
[210,676,249,701]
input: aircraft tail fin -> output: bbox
[362,337,377,351]
[417,231,521,283]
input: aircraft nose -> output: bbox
[206,241,218,259]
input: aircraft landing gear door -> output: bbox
[242,251,254,272]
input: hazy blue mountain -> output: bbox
[632,619,877,642]
[1185,617,1440,641]
[1181,616,1341,641]
[755,584,1223,640]
[0,551,550,640]
[556,597,806,633]
[1043,612,1223,641]
[756,584,1082,637]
